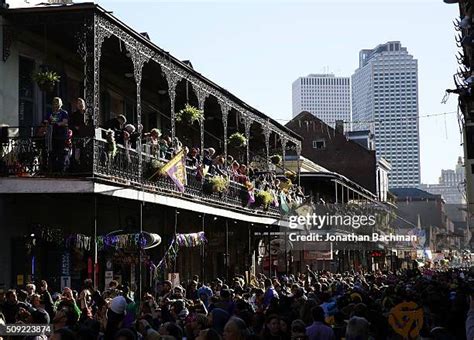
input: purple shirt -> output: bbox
[306,321,336,340]
[263,287,279,307]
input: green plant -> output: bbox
[32,70,60,92]
[176,104,204,124]
[209,175,229,193]
[270,154,282,165]
[256,190,273,209]
[148,159,165,179]
[228,132,247,148]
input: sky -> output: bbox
[97,0,462,184]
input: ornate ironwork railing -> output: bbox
[0,127,281,217]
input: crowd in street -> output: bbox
[0,267,473,340]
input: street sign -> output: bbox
[60,276,71,290]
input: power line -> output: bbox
[275,111,457,124]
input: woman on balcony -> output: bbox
[187,147,200,169]
[69,98,86,138]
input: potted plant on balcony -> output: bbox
[203,175,229,195]
[228,132,247,148]
[32,70,60,92]
[270,154,282,165]
[176,104,204,125]
[255,190,273,210]
[147,159,165,180]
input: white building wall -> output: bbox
[0,19,20,127]
[291,74,351,127]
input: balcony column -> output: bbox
[263,120,271,170]
[244,115,252,164]
[220,101,230,162]
[127,46,149,179]
[163,68,181,145]
[296,142,301,186]
[89,16,111,175]
[92,15,112,128]
[281,136,288,172]
[76,14,94,126]
[195,87,207,159]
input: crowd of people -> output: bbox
[0,267,473,340]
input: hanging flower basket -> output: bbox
[228,132,247,148]
[32,70,60,93]
[270,154,282,165]
[255,190,273,209]
[176,104,204,124]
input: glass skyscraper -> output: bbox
[352,41,420,188]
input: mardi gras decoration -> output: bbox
[176,232,207,247]
[154,232,207,277]
[96,233,147,251]
[96,232,162,251]
[65,234,92,251]
[32,225,64,245]
[388,301,423,338]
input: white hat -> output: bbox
[110,296,127,315]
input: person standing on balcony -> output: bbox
[69,98,86,138]
[104,114,127,145]
[69,98,87,171]
[46,97,69,172]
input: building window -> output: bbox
[312,139,326,150]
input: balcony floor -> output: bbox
[0,177,287,226]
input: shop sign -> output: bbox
[105,271,114,287]
[168,273,180,287]
[61,253,70,276]
[16,275,24,286]
[304,250,333,260]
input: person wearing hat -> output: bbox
[104,295,127,340]
[147,128,162,158]
[198,285,213,309]
[203,148,215,167]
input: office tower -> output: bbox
[352,41,420,188]
[292,74,351,127]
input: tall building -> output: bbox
[292,74,351,127]
[419,157,466,204]
[352,41,420,188]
